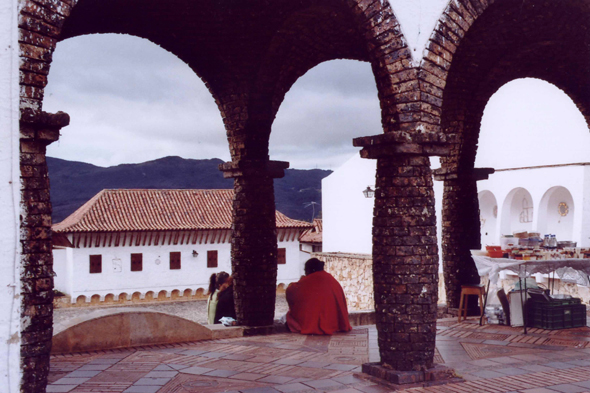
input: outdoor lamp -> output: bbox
[363,186,375,198]
[192,250,199,257]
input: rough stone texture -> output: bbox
[315,252,375,311]
[370,155,439,372]
[440,178,482,309]
[362,362,459,385]
[222,163,283,327]
[20,108,69,393]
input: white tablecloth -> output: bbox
[471,253,590,287]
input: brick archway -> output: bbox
[19,0,448,389]
[425,0,590,308]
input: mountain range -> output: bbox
[47,156,332,224]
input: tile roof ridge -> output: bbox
[52,189,107,231]
[53,188,312,233]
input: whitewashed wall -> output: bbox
[53,234,305,301]
[322,155,376,254]
[322,155,445,272]
[323,156,590,275]
[0,1,21,391]
[478,165,590,247]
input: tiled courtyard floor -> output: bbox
[48,319,590,393]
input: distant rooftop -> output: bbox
[300,218,322,244]
[53,189,312,233]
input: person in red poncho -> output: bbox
[286,258,352,335]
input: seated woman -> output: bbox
[286,258,352,335]
[206,271,230,324]
[214,275,236,324]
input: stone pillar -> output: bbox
[434,167,494,309]
[354,133,451,373]
[19,109,69,392]
[219,159,288,327]
[373,155,438,370]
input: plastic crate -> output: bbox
[527,300,586,330]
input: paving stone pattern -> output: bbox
[47,320,590,393]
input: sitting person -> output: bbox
[286,258,352,335]
[214,275,236,324]
[206,271,230,324]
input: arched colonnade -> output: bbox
[480,185,577,247]
[17,0,590,390]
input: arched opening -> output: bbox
[435,0,590,307]
[271,59,379,255]
[271,59,380,170]
[501,188,534,236]
[538,186,575,242]
[45,34,228,169]
[478,190,497,247]
[475,79,590,170]
[45,33,227,327]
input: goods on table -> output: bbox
[484,246,590,260]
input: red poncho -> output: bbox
[286,270,352,335]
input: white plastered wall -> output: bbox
[53,234,305,301]
[477,165,588,247]
[0,0,21,391]
[322,155,376,254]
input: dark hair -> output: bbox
[207,273,217,298]
[216,272,230,288]
[208,271,230,299]
[304,258,324,275]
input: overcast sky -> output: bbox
[44,1,590,171]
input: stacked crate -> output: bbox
[527,297,586,330]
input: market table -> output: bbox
[471,252,590,333]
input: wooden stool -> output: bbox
[458,284,486,323]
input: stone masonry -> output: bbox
[17,0,590,391]
[20,109,69,393]
[220,160,289,327]
[317,252,375,311]
[357,152,441,372]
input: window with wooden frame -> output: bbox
[207,250,218,268]
[131,253,143,271]
[89,255,102,274]
[277,248,286,264]
[170,251,181,270]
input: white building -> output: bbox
[323,156,590,256]
[478,163,590,249]
[299,218,323,254]
[53,189,312,303]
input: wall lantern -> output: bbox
[192,250,199,257]
[363,186,375,198]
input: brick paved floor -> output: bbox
[48,319,590,393]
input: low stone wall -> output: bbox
[314,252,374,311]
[314,253,590,312]
[54,285,291,309]
[52,309,244,354]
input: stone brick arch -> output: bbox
[426,0,590,307]
[18,0,460,388]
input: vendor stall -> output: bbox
[471,251,590,333]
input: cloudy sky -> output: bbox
[44,1,590,171]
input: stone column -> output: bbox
[434,167,494,309]
[220,159,289,327]
[354,133,451,374]
[19,109,69,392]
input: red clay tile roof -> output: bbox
[299,218,322,243]
[53,189,312,233]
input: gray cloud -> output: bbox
[45,34,381,170]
